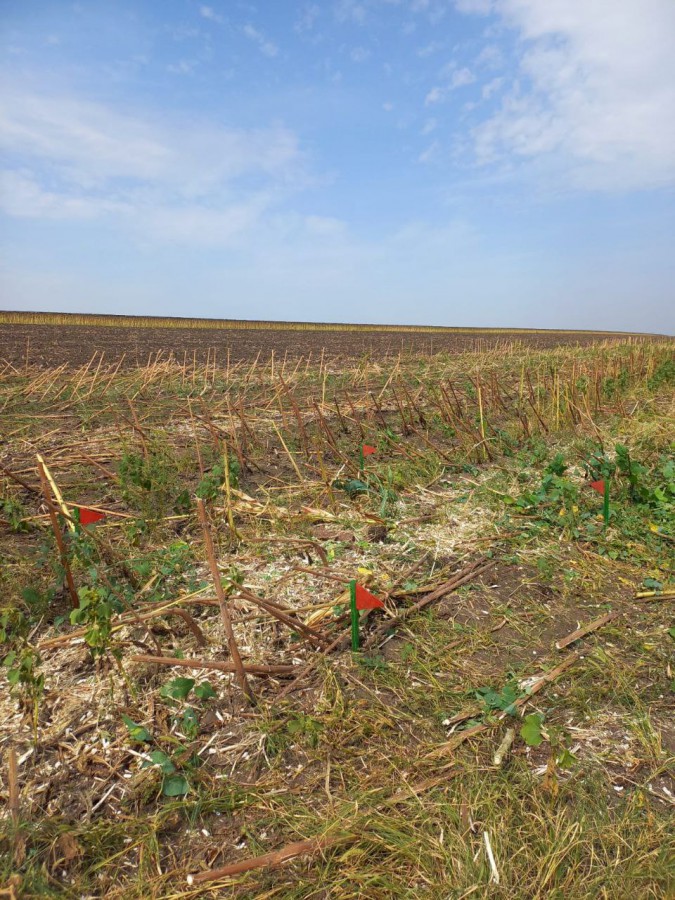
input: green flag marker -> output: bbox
[350,579,359,651]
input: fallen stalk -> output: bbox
[130,654,296,677]
[197,498,255,704]
[427,653,580,759]
[555,611,620,650]
[187,834,351,885]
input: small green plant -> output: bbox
[1,496,30,533]
[70,586,123,658]
[118,450,181,518]
[2,609,44,738]
[647,357,674,390]
[475,678,524,716]
[121,706,205,797]
[333,477,369,496]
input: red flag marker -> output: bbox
[355,583,384,610]
[77,507,106,526]
[362,445,377,457]
[590,480,605,495]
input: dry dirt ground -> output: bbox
[0,336,673,898]
[0,321,652,369]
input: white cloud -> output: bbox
[350,46,370,62]
[449,67,475,88]
[295,4,321,33]
[242,24,278,58]
[199,5,224,24]
[475,44,502,68]
[304,214,347,236]
[334,1,367,25]
[417,41,442,58]
[167,59,195,76]
[0,170,125,220]
[0,88,304,245]
[421,117,437,134]
[454,0,493,13]
[424,66,475,105]
[465,0,675,190]
[481,76,503,99]
[418,139,440,164]
[424,86,444,106]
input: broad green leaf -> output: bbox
[193,681,216,700]
[160,677,195,700]
[145,750,176,775]
[122,713,152,743]
[162,774,189,797]
[520,713,544,747]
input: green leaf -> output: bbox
[333,478,369,496]
[193,681,216,700]
[520,713,544,747]
[181,707,199,739]
[643,577,663,591]
[162,774,189,797]
[668,627,675,641]
[121,713,152,743]
[21,587,41,606]
[143,750,176,775]
[159,677,195,700]
[557,748,577,770]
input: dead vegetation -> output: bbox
[0,334,673,897]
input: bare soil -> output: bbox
[0,321,649,368]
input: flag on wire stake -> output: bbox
[349,579,384,651]
[590,480,610,526]
[76,507,106,526]
[359,444,376,474]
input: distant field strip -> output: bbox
[0,310,647,336]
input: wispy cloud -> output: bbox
[418,139,440,164]
[350,46,370,63]
[167,59,196,76]
[424,67,475,105]
[481,76,503,100]
[462,0,675,190]
[294,4,321,34]
[242,24,278,58]
[449,67,475,88]
[199,5,224,25]
[424,86,443,106]
[334,0,367,26]
[0,88,303,245]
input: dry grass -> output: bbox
[0,309,659,336]
[0,336,673,898]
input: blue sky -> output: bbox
[1,0,674,332]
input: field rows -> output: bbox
[0,336,673,897]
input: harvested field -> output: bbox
[0,328,673,898]
[0,311,662,368]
